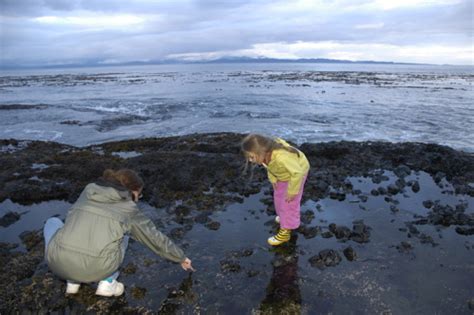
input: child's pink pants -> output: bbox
[273,174,308,230]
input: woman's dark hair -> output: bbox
[102,169,144,192]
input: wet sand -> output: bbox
[0,133,473,314]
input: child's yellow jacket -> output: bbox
[265,138,310,196]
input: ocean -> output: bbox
[1,63,473,151]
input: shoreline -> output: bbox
[1,133,473,207]
[1,132,473,313]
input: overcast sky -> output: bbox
[1,0,472,67]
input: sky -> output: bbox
[1,0,473,67]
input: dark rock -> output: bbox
[377,187,387,195]
[230,249,254,258]
[220,260,241,273]
[390,205,399,213]
[309,249,342,269]
[247,270,259,277]
[343,246,357,261]
[19,230,42,251]
[300,210,315,224]
[396,241,413,253]
[350,221,371,243]
[412,181,420,193]
[121,263,137,275]
[387,184,400,195]
[422,200,434,209]
[455,227,474,236]
[321,231,333,238]
[370,189,379,196]
[131,286,147,299]
[193,212,211,224]
[297,226,320,239]
[395,178,406,190]
[358,195,368,202]
[434,172,446,184]
[0,211,21,227]
[329,224,352,240]
[468,298,474,310]
[419,233,438,246]
[205,221,221,230]
[170,227,186,239]
[394,165,411,178]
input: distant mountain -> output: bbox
[191,56,420,65]
[1,56,427,70]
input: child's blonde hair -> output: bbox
[241,134,300,159]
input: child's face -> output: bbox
[246,152,265,165]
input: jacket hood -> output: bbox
[85,182,132,203]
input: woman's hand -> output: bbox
[285,194,297,202]
[181,257,196,272]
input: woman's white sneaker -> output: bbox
[66,282,80,294]
[96,279,124,297]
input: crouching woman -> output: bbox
[43,168,194,297]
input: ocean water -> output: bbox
[1,63,473,151]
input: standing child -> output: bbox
[43,168,194,297]
[241,134,310,246]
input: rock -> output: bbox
[300,210,315,224]
[377,187,387,195]
[193,212,210,224]
[329,224,352,240]
[412,181,420,193]
[19,230,42,251]
[395,178,406,190]
[247,270,259,277]
[121,263,137,275]
[422,200,434,209]
[370,189,380,196]
[455,227,474,236]
[396,241,413,253]
[131,286,147,299]
[343,246,357,261]
[358,195,368,202]
[205,221,221,230]
[350,220,371,243]
[434,172,446,184]
[220,260,241,273]
[394,165,411,178]
[309,249,342,269]
[387,184,400,195]
[468,298,474,310]
[170,227,186,239]
[0,212,21,227]
[297,226,320,239]
[321,231,333,238]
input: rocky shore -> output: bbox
[1,133,473,314]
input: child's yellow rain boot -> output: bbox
[268,228,291,246]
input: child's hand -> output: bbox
[272,183,277,190]
[285,194,297,202]
[181,257,196,272]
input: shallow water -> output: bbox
[1,171,473,313]
[1,63,473,152]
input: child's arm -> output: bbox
[281,158,306,198]
[127,211,186,263]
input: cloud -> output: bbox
[1,0,472,66]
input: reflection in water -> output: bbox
[258,237,302,314]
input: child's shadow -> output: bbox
[258,235,302,314]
